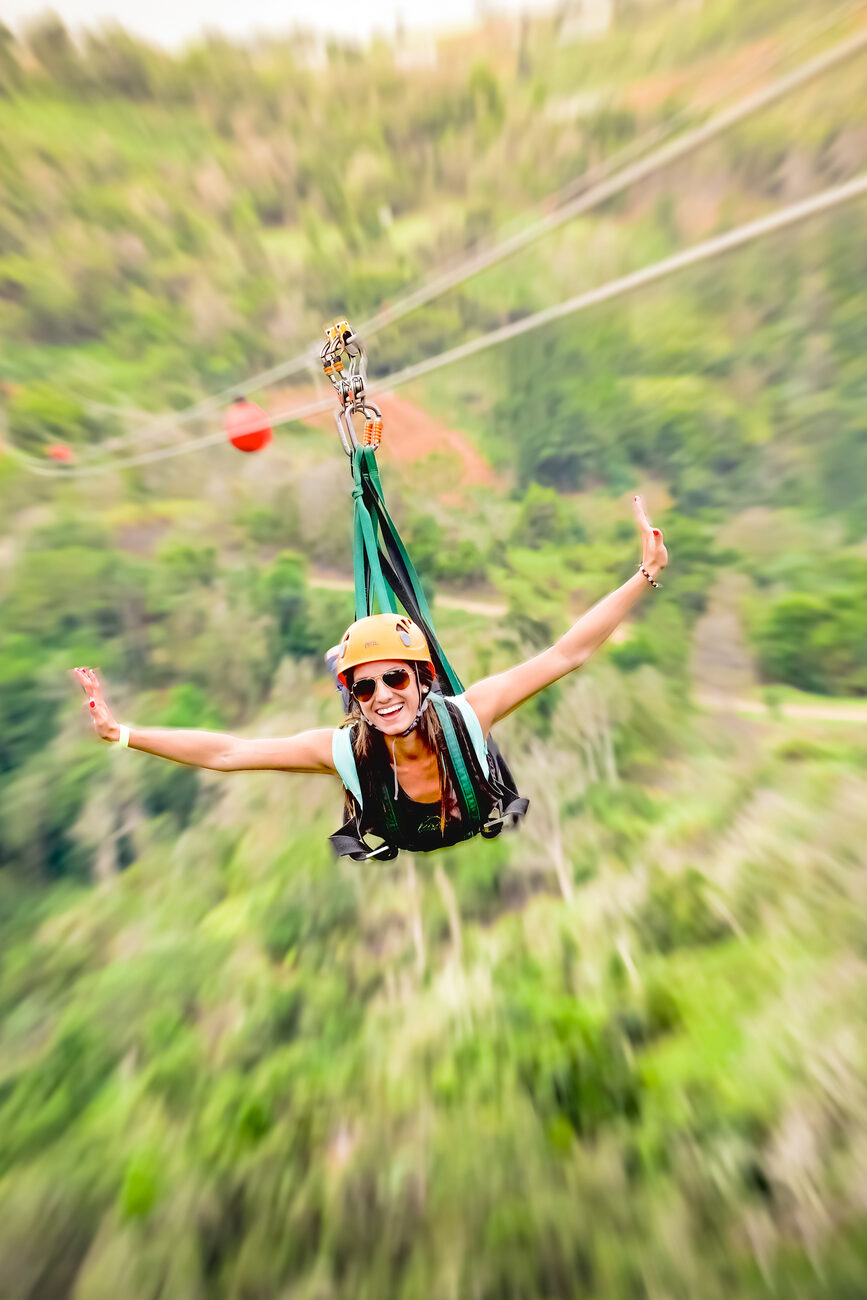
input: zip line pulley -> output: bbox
[320,320,383,455]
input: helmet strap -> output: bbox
[396,664,429,737]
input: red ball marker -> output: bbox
[225,398,272,454]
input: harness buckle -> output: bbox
[363,842,393,860]
[483,802,505,831]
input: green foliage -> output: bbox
[510,483,587,550]
[155,540,218,588]
[0,633,61,776]
[1,2,866,1293]
[449,833,512,920]
[0,738,105,878]
[5,379,113,452]
[753,568,867,696]
[238,501,302,550]
[3,543,142,647]
[138,759,200,827]
[401,512,440,587]
[638,867,729,954]
[256,549,339,661]
[119,1148,162,1219]
[494,326,636,493]
[611,598,690,686]
[259,550,306,639]
[435,537,488,587]
[509,986,641,1138]
[0,1017,116,1176]
[261,863,358,964]
[151,682,224,730]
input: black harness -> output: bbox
[329,693,528,861]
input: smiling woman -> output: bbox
[72,493,668,860]
[325,613,525,859]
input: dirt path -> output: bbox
[309,569,507,617]
[698,692,867,724]
[690,571,758,699]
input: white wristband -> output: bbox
[118,724,130,749]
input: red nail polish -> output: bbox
[653,529,660,536]
[90,700,95,708]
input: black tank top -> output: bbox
[395,787,466,853]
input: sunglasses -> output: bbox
[351,667,412,704]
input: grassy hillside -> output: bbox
[1,1,867,1296]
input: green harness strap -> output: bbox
[352,447,463,696]
[429,694,480,823]
[361,453,436,630]
[348,445,482,832]
[352,453,396,616]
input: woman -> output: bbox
[73,496,667,856]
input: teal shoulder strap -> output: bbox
[429,694,480,823]
[332,726,363,810]
[448,693,488,772]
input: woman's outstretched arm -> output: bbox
[72,667,336,774]
[464,494,668,735]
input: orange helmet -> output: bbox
[335,614,434,689]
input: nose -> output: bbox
[371,678,393,706]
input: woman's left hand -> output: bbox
[632,494,668,578]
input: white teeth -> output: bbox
[376,704,402,716]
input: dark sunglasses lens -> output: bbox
[383,669,411,690]
[352,668,412,703]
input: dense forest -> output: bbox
[1,0,867,1296]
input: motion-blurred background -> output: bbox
[1,2,866,1296]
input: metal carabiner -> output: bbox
[321,320,380,457]
[359,401,383,449]
[335,406,358,456]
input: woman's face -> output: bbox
[351,659,421,734]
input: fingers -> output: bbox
[73,667,91,692]
[72,667,91,696]
[632,495,666,540]
[631,495,668,570]
[632,494,653,531]
[72,666,102,699]
[631,493,649,540]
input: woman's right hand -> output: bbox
[72,666,120,743]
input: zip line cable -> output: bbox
[80,11,867,455]
[351,174,867,396]
[542,0,866,210]
[11,171,866,479]
[331,24,867,344]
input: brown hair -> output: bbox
[337,662,459,835]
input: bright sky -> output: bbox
[6,0,554,49]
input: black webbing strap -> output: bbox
[352,448,463,696]
[329,819,400,862]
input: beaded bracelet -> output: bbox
[638,565,661,589]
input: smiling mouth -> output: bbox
[375,703,403,718]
